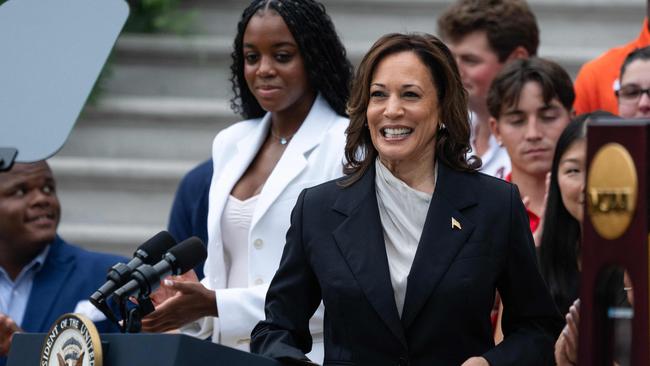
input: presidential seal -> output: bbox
[40,313,103,366]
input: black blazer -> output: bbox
[251,162,562,366]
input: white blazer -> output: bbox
[183,95,348,363]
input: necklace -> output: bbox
[270,129,295,145]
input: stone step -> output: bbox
[109,0,645,97]
[180,0,643,42]
[107,35,232,99]
[104,0,645,98]
[58,96,236,160]
[104,33,624,99]
[57,222,160,257]
[49,156,197,255]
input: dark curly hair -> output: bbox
[343,33,481,186]
[437,0,539,62]
[229,0,353,119]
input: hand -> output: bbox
[148,270,198,307]
[461,356,490,366]
[140,271,218,333]
[555,299,580,365]
[0,313,21,356]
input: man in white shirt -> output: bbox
[438,0,540,178]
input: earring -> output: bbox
[438,123,446,130]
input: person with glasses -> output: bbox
[616,46,650,119]
[573,5,649,116]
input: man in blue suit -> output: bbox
[0,161,125,365]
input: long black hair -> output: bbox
[229,0,353,119]
[539,111,617,315]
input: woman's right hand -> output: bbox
[140,270,218,333]
[555,299,580,365]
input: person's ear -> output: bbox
[506,46,530,62]
[489,116,502,144]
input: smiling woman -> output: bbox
[139,1,353,363]
[241,12,314,135]
[538,111,618,317]
[344,34,479,188]
[251,33,563,366]
[366,52,440,193]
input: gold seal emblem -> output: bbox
[586,143,638,240]
[40,313,103,366]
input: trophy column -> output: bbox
[580,119,649,365]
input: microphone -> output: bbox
[90,231,176,306]
[112,236,207,300]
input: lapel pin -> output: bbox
[451,217,461,230]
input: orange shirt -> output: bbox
[573,19,650,116]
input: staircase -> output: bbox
[51,0,645,256]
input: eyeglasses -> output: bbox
[616,85,650,104]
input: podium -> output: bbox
[7,333,281,366]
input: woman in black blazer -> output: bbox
[251,33,562,366]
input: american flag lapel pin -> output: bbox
[451,217,461,230]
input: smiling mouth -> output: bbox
[257,85,280,91]
[27,213,56,224]
[381,127,413,139]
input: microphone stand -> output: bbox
[92,298,122,328]
[119,294,155,333]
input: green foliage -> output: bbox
[124,0,197,34]
[88,0,197,104]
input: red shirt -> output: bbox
[505,173,541,234]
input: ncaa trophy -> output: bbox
[579,119,650,365]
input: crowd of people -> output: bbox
[2,0,649,365]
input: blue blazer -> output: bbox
[3,237,125,365]
[251,162,563,366]
[22,236,126,333]
[167,158,212,279]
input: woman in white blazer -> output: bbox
[140,0,353,363]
